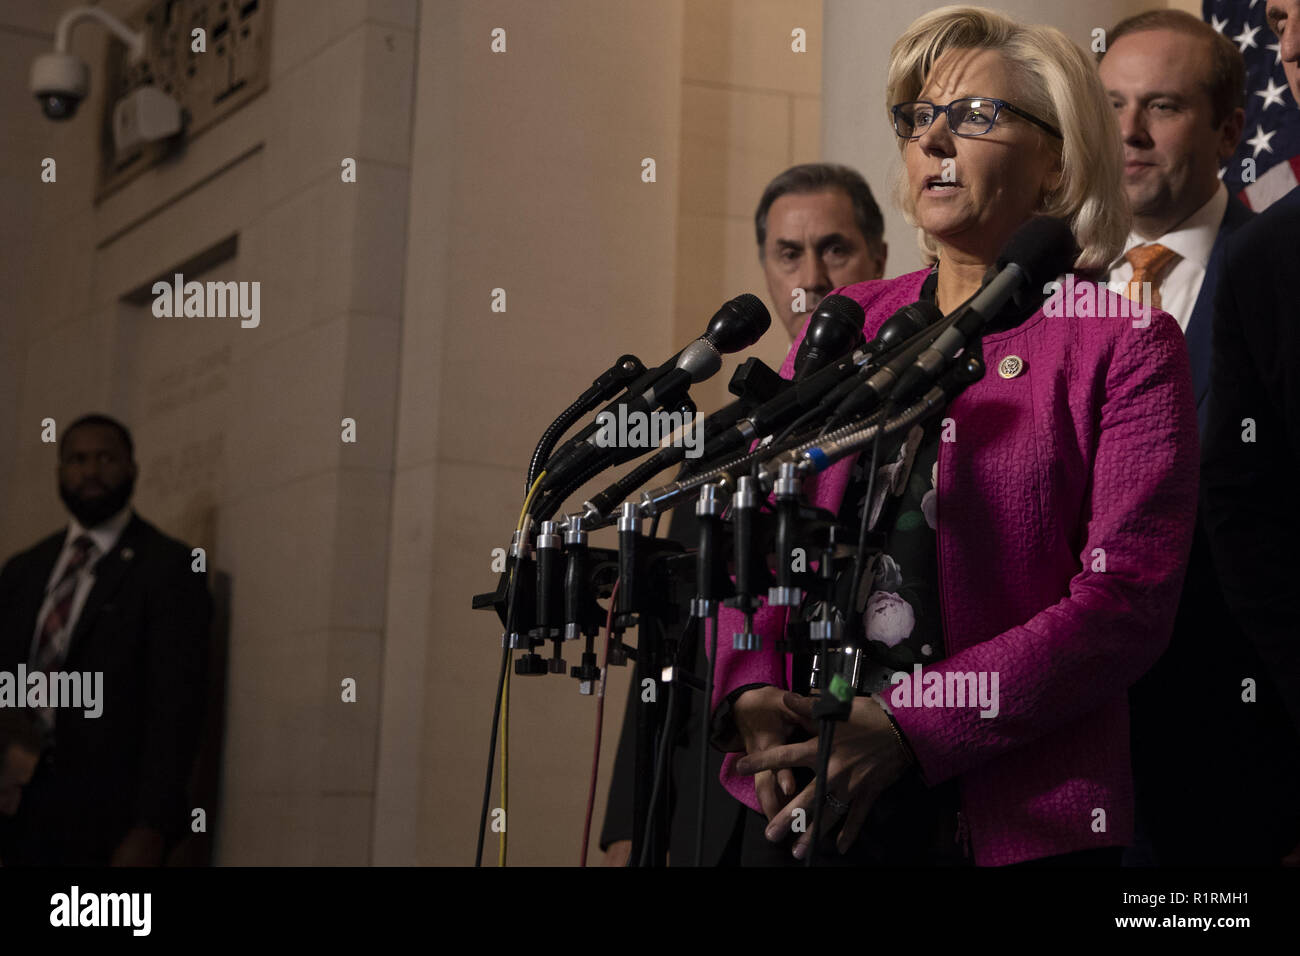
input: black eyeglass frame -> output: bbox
[891,97,1064,141]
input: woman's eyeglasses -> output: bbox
[891,97,1063,140]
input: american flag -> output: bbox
[1207,0,1300,210]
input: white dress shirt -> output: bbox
[28,504,134,663]
[1106,183,1228,335]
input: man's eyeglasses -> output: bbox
[891,97,1063,140]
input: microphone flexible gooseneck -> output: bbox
[539,294,771,495]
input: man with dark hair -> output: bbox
[0,415,210,865]
[600,164,888,865]
[1097,7,1297,867]
[754,163,887,339]
[1202,0,1300,867]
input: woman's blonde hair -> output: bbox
[886,5,1129,271]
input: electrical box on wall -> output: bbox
[97,0,272,200]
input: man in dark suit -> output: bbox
[1202,0,1300,866]
[1099,10,1300,865]
[0,414,210,865]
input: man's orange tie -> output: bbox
[1124,243,1179,311]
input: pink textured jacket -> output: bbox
[711,268,1198,866]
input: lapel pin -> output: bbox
[120,547,134,561]
[998,355,1025,379]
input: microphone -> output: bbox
[540,294,771,493]
[653,295,949,503]
[580,394,752,520]
[864,300,936,357]
[812,300,945,425]
[792,294,866,378]
[628,292,773,411]
[701,293,774,354]
[680,295,868,473]
[637,265,1036,514]
[682,294,953,475]
[792,350,988,479]
[886,217,1076,407]
[582,295,862,518]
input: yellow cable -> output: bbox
[499,471,546,867]
[518,472,544,530]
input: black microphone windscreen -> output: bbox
[808,292,864,331]
[704,294,771,353]
[995,216,1078,288]
[793,294,865,379]
[872,301,941,352]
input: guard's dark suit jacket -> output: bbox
[1131,192,1300,865]
[0,512,210,865]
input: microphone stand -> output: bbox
[806,427,881,867]
[470,341,983,868]
[793,348,986,865]
[691,483,726,866]
[616,502,663,866]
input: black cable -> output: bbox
[807,718,835,868]
[772,401,826,446]
[624,610,698,867]
[636,678,678,868]
[694,610,718,866]
[533,452,615,522]
[594,446,688,520]
[844,427,886,650]
[475,641,511,867]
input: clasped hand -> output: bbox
[732,686,910,859]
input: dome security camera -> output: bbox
[30,51,90,121]
[30,6,145,122]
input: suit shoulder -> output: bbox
[126,515,197,565]
[1226,189,1300,263]
[1,529,65,577]
[1219,193,1255,236]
